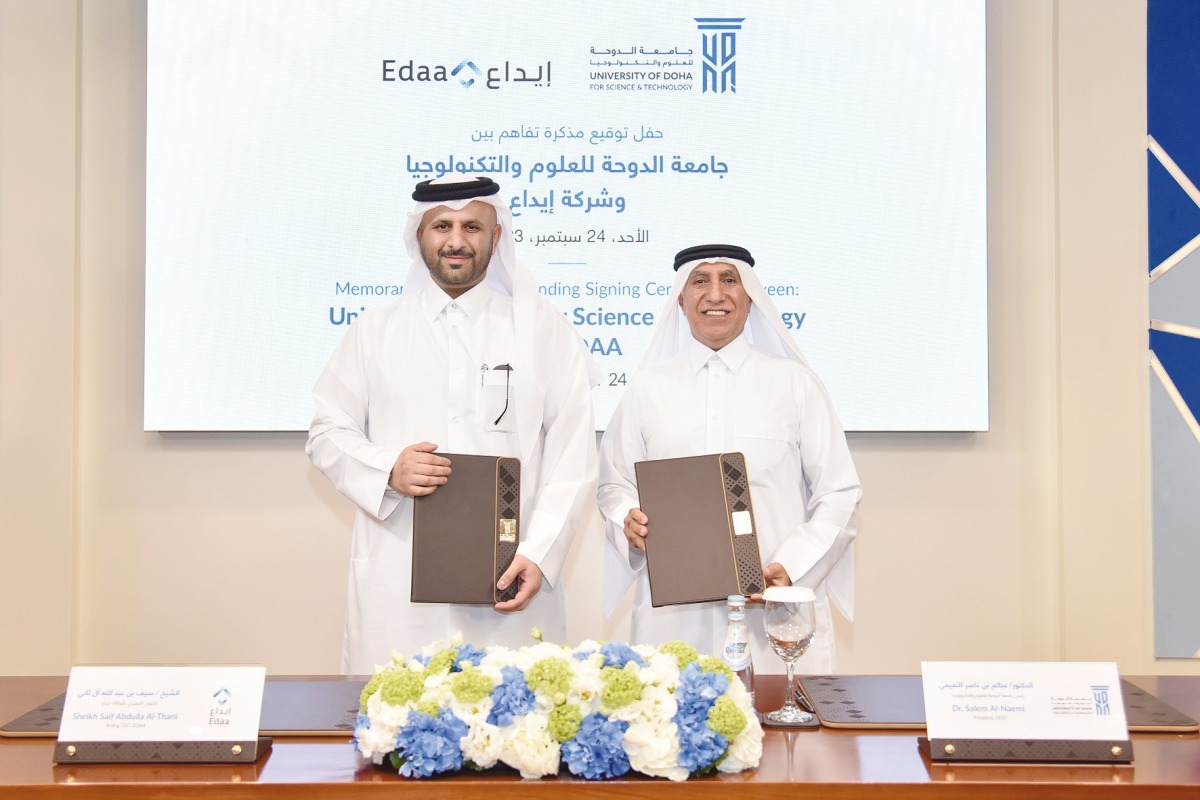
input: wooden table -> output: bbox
[2,674,1199,799]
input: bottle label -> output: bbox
[723,641,751,671]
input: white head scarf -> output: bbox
[640,243,813,370]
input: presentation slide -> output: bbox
[145,0,987,431]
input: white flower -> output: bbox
[368,691,410,729]
[480,644,514,664]
[623,716,687,781]
[643,650,683,684]
[605,675,675,724]
[460,719,503,769]
[354,706,400,763]
[567,656,605,716]
[509,641,572,672]
[499,713,561,778]
[719,711,764,772]
[418,670,455,709]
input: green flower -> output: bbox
[707,694,747,739]
[548,704,583,742]
[378,667,426,708]
[658,640,699,670]
[450,665,494,705]
[426,647,458,675]
[526,657,573,704]
[359,672,385,712]
[698,656,733,682]
[416,698,441,717]
[600,664,644,711]
[531,627,544,642]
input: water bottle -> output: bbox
[722,594,755,705]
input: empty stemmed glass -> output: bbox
[762,585,816,724]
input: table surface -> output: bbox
[2,674,1200,799]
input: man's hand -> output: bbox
[748,562,793,603]
[623,507,649,552]
[494,555,543,612]
[389,442,452,496]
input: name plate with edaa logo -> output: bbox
[55,665,268,763]
[921,661,1132,763]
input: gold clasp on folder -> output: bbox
[498,518,517,543]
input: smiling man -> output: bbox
[307,176,597,674]
[598,244,861,673]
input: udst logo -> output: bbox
[695,17,745,94]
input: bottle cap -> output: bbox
[727,594,746,605]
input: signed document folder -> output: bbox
[634,452,764,606]
[411,453,520,604]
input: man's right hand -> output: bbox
[623,507,649,552]
[389,442,452,496]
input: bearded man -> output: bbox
[308,177,597,673]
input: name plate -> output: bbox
[56,665,267,763]
[921,661,1131,763]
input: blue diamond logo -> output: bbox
[451,59,481,88]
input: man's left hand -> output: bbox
[748,562,792,603]
[494,555,543,612]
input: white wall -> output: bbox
[0,0,77,674]
[2,0,1193,677]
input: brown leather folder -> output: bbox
[634,452,764,606]
[411,453,520,604]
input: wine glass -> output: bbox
[762,585,816,724]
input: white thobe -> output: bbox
[598,335,860,673]
[308,282,596,674]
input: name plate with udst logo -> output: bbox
[920,661,1132,763]
[55,665,268,763]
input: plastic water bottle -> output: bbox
[722,594,755,705]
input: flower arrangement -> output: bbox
[353,633,764,781]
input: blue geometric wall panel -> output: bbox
[1149,2,1200,187]
[1150,375,1200,658]
[1148,152,1200,270]
[1148,0,1200,659]
[1150,248,1200,330]
[1150,328,1200,422]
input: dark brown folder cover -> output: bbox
[634,452,764,607]
[411,453,520,604]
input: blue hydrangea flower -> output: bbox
[598,642,647,669]
[352,711,371,754]
[676,718,727,772]
[412,654,431,667]
[454,644,487,668]
[486,665,537,727]
[393,709,468,778]
[674,663,728,720]
[561,713,631,779]
[672,663,730,773]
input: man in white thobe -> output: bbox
[308,177,597,674]
[599,244,860,672]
